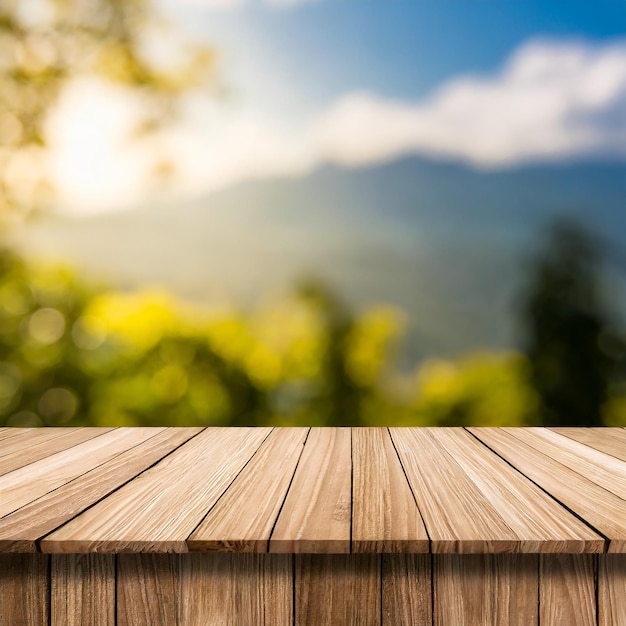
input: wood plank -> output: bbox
[270,428,351,553]
[434,554,538,626]
[51,554,115,626]
[470,428,626,552]
[599,555,626,626]
[506,427,626,501]
[0,428,34,442]
[550,427,626,463]
[188,427,308,552]
[117,554,179,626]
[296,554,381,625]
[352,428,429,553]
[179,554,292,625]
[382,554,431,626]
[0,428,202,552]
[389,428,518,553]
[0,427,114,475]
[435,428,601,552]
[0,427,72,457]
[0,554,49,626]
[0,427,165,520]
[540,554,596,626]
[42,427,272,553]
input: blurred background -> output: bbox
[1,0,625,428]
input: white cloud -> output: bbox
[46,38,626,214]
[313,39,626,168]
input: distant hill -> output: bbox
[11,155,626,363]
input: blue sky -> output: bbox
[160,0,626,112]
[48,0,626,213]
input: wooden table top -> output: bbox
[0,427,625,554]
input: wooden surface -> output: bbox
[352,428,429,553]
[470,427,626,553]
[51,554,115,626]
[540,554,596,626]
[269,428,352,553]
[599,555,626,626]
[188,428,308,552]
[434,555,539,625]
[0,554,48,626]
[295,554,381,624]
[4,553,623,625]
[0,427,624,554]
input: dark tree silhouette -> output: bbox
[521,219,619,426]
[295,279,364,426]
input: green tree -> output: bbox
[521,219,620,426]
[0,0,213,220]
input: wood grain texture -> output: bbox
[352,428,429,553]
[599,555,626,626]
[382,554,431,625]
[390,428,518,553]
[506,427,626,501]
[0,428,202,553]
[540,555,596,626]
[0,554,49,626]
[188,428,308,552]
[434,555,538,626]
[42,427,271,553]
[0,428,162,520]
[296,554,381,626]
[270,428,351,553]
[117,554,179,626]
[51,554,115,626]
[0,428,34,442]
[179,554,292,626]
[0,428,114,475]
[550,427,626,463]
[439,428,601,552]
[0,427,73,458]
[470,427,625,552]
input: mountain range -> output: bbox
[11,155,626,363]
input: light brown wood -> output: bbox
[506,427,626,501]
[0,554,49,626]
[352,428,429,553]
[117,555,179,626]
[438,428,601,552]
[390,428,518,553]
[550,427,626,463]
[4,428,626,625]
[51,554,115,626]
[42,427,272,553]
[599,555,626,626]
[0,427,73,458]
[540,555,596,626]
[0,428,114,475]
[0,428,202,552]
[296,554,381,625]
[434,555,538,626]
[0,428,34,442]
[270,428,352,553]
[0,428,163,519]
[179,554,292,625]
[470,427,626,552]
[0,427,624,558]
[188,428,308,552]
[382,554,431,625]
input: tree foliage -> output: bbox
[0,0,213,219]
[0,249,407,426]
[0,248,565,427]
[521,219,623,426]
